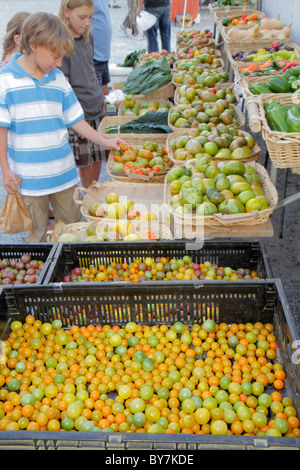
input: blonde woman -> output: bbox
[58,0,108,188]
[1,12,30,68]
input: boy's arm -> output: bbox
[71,118,126,150]
[137,0,143,16]
[0,127,19,194]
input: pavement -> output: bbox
[0,1,299,334]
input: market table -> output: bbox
[170,0,199,23]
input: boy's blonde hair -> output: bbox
[1,11,30,62]
[20,12,74,57]
[58,0,94,42]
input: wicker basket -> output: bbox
[176,37,217,51]
[73,180,166,223]
[47,219,174,242]
[226,43,300,77]
[175,47,221,62]
[112,80,175,108]
[118,99,173,117]
[173,56,224,72]
[166,129,261,165]
[168,103,246,131]
[255,95,300,169]
[164,162,278,227]
[98,116,136,135]
[240,76,300,107]
[172,66,225,88]
[210,6,263,22]
[106,134,171,183]
[174,82,239,105]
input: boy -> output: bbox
[0,12,124,242]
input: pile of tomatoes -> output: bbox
[0,316,299,437]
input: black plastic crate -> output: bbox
[43,240,272,285]
[0,243,57,287]
[0,279,299,450]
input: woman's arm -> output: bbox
[0,127,20,194]
[71,118,126,150]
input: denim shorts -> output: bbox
[93,60,110,86]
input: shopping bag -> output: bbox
[136,10,157,31]
[0,177,33,233]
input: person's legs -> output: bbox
[50,186,82,226]
[158,6,171,53]
[144,8,160,53]
[22,194,50,243]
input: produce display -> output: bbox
[221,12,261,27]
[176,84,237,106]
[173,67,229,86]
[110,141,172,176]
[174,55,223,71]
[211,0,256,7]
[0,316,299,437]
[122,56,171,96]
[0,255,45,285]
[264,101,300,132]
[168,124,256,163]
[87,191,158,221]
[138,50,176,67]
[239,60,298,77]
[225,21,291,41]
[231,43,300,63]
[120,98,171,117]
[176,46,220,61]
[105,111,172,134]
[249,66,300,94]
[176,30,213,48]
[61,256,261,283]
[56,217,169,243]
[169,94,241,129]
[167,158,270,216]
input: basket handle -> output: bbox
[73,186,87,206]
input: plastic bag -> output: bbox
[136,10,157,31]
[0,178,33,233]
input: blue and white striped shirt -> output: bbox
[0,53,84,196]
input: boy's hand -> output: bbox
[105,137,128,150]
[2,169,20,194]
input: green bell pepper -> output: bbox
[249,83,272,94]
[268,75,291,93]
[286,106,300,132]
[291,65,300,77]
[264,101,289,132]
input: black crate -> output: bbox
[43,240,272,285]
[0,279,299,450]
[0,243,57,288]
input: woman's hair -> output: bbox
[58,0,94,42]
[20,12,74,57]
[1,11,30,62]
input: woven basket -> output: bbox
[210,6,263,22]
[240,76,300,106]
[172,66,225,88]
[47,220,174,242]
[168,103,246,131]
[174,82,239,105]
[98,116,136,135]
[255,95,300,169]
[95,219,174,241]
[166,129,261,165]
[106,134,171,183]
[176,37,217,51]
[227,43,300,77]
[73,180,166,223]
[164,162,278,227]
[118,99,173,117]
[175,47,221,62]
